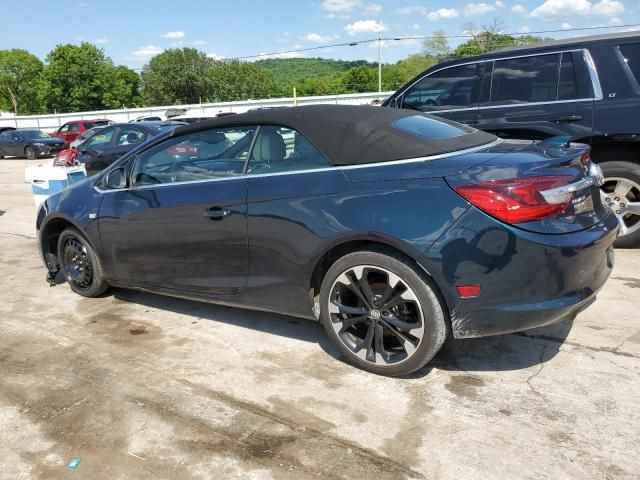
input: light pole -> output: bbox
[377,31,382,93]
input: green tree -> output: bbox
[207,60,276,101]
[341,66,377,93]
[41,42,134,112]
[103,66,142,109]
[141,48,213,105]
[423,31,451,59]
[0,49,44,114]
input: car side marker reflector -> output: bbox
[457,285,481,298]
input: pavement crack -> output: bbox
[511,332,640,360]
[525,346,548,402]
[0,232,36,240]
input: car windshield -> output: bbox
[19,130,50,139]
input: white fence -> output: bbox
[0,91,394,132]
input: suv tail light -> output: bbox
[453,176,574,224]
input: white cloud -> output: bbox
[77,1,89,6]
[160,31,186,39]
[495,0,506,7]
[302,32,334,42]
[94,37,107,44]
[511,4,528,15]
[592,0,624,17]
[427,8,459,21]
[364,3,382,14]
[463,3,497,16]
[396,6,428,15]
[193,40,207,46]
[408,23,420,30]
[609,16,623,25]
[321,0,361,12]
[560,21,573,29]
[518,25,531,32]
[131,45,164,58]
[207,53,225,60]
[530,0,591,18]
[345,19,387,35]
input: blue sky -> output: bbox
[1,0,636,68]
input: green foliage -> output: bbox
[41,43,139,113]
[140,49,278,105]
[141,48,212,105]
[0,49,44,114]
[207,60,277,101]
[454,32,548,58]
[257,57,373,96]
[423,31,451,59]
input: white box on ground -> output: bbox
[24,164,87,206]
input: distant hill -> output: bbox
[256,57,375,95]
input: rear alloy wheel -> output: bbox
[57,228,109,297]
[24,146,37,160]
[320,249,447,376]
[600,161,640,248]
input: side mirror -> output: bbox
[104,168,126,189]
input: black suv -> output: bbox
[384,31,640,247]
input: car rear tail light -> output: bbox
[456,285,481,298]
[453,176,574,224]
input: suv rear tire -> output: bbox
[600,161,640,248]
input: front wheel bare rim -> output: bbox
[602,177,640,237]
[328,265,425,366]
[62,237,93,290]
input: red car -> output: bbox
[51,119,111,146]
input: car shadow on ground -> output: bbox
[113,288,572,378]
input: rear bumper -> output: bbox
[419,208,618,339]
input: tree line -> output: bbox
[0,21,548,115]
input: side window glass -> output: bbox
[59,124,69,133]
[247,126,330,174]
[558,53,579,100]
[85,128,114,149]
[10,132,20,141]
[558,51,594,100]
[116,128,147,146]
[0,132,7,140]
[491,54,559,105]
[68,123,80,132]
[617,43,640,93]
[131,126,257,186]
[402,63,483,112]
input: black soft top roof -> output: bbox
[172,104,496,165]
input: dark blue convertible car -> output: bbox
[36,105,617,376]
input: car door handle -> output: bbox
[550,115,582,124]
[204,207,231,220]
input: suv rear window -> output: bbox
[491,54,560,105]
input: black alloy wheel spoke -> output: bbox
[381,293,406,311]
[356,324,375,355]
[358,271,376,305]
[346,274,372,309]
[379,319,419,350]
[339,315,369,332]
[332,301,368,316]
[382,313,421,331]
[374,324,389,363]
